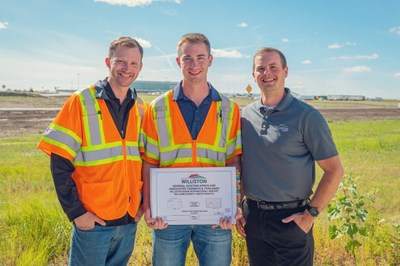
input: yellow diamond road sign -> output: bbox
[246,84,252,94]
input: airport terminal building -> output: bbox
[131,80,178,93]
[54,80,179,94]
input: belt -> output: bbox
[248,198,308,211]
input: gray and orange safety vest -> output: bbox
[140,89,242,167]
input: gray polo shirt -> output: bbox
[241,88,338,202]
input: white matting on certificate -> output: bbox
[150,167,236,225]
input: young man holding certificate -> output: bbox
[140,33,242,266]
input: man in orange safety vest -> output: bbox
[140,33,242,266]
[38,36,145,265]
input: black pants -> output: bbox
[243,199,314,266]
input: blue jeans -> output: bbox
[69,223,137,266]
[152,225,232,266]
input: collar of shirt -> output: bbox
[172,81,222,102]
[93,78,137,103]
[257,87,294,114]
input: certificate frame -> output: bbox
[150,167,236,225]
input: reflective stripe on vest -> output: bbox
[75,144,123,166]
[42,123,82,158]
[154,91,234,167]
[154,95,172,148]
[79,87,104,146]
[215,96,234,148]
[136,97,144,119]
[126,141,142,161]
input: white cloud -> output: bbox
[160,8,177,16]
[343,66,371,73]
[237,22,248,28]
[389,26,400,35]
[93,0,181,7]
[0,21,9,30]
[395,72,400,78]
[282,38,289,43]
[332,53,379,60]
[211,48,245,58]
[135,37,152,48]
[302,60,312,64]
[328,41,356,49]
[0,47,103,91]
[328,43,342,49]
[345,41,356,46]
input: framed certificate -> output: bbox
[150,167,237,225]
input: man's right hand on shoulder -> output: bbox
[74,211,106,230]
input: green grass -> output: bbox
[313,120,400,265]
[1,120,399,265]
[0,137,70,265]
[330,120,400,218]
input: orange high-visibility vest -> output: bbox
[140,90,241,167]
[38,86,145,220]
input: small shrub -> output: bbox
[327,173,372,261]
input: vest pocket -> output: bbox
[81,181,114,218]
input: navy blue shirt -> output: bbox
[95,78,137,138]
[172,81,222,139]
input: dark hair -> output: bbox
[253,47,287,71]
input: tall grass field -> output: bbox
[1,119,399,265]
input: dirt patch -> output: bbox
[0,109,59,138]
[1,107,399,139]
[319,107,400,122]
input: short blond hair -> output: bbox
[177,33,211,56]
[109,36,144,61]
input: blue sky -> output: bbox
[1,0,400,99]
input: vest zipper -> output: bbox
[192,140,197,166]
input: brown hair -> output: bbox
[177,33,211,56]
[253,47,287,71]
[109,36,144,61]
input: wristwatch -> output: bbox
[306,204,319,217]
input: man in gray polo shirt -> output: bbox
[236,47,344,266]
